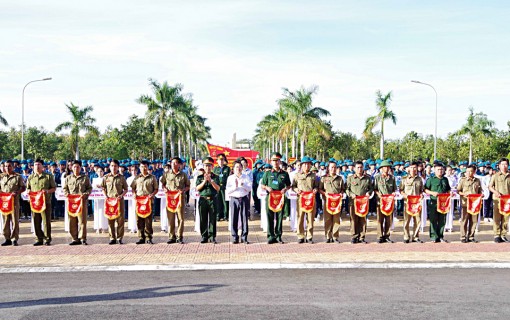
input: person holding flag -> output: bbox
[101,159,129,245]
[26,159,57,246]
[489,157,510,243]
[457,164,483,243]
[400,161,424,243]
[374,160,397,243]
[131,160,159,244]
[424,162,452,243]
[0,160,26,246]
[160,157,190,244]
[63,160,93,245]
[319,159,345,243]
[292,156,319,244]
[346,161,374,244]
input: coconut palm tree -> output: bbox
[363,90,397,159]
[456,107,495,163]
[55,103,99,160]
[0,111,7,126]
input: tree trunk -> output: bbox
[178,137,182,157]
[292,129,296,158]
[380,121,385,159]
[162,121,167,159]
[75,133,80,160]
[169,124,175,158]
[469,134,473,164]
[285,138,288,161]
[300,138,305,159]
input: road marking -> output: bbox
[1,262,510,273]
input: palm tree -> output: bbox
[363,90,397,159]
[137,78,189,158]
[55,103,99,160]
[277,85,331,159]
[0,111,7,126]
[457,106,495,163]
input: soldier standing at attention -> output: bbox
[213,153,230,221]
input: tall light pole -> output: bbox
[21,77,52,160]
[411,80,438,160]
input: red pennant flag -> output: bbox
[166,190,182,213]
[268,191,285,212]
[299,191,315,213]
[104,197,121,220]
[379,194,395,216]
[499,194,510,216]
[0,192,14,216]
[466,194,483,215]
[325,193,342,215]
[67,194,83,217]
[406,195,422,217]
[135,195,152,218]
[206,144,260,169]
[354,195,369,217]
[437,193,451,214]
[29,191,46,213]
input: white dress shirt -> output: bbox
[226,173,252,198]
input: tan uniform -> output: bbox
[292,171,319,240]
[346,174,374,241]
[160,170,190,241]
[131,174,158,240]
[374,174,397,240]
[63,173,92,242]
[26,172,56,243]
[489,172,510,238]
[101,173,128,241]
[0,173,25,241]
[400,175,424,241]
[457,176,482,241]
[319,174,345,241]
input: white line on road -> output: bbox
[1,262,510,273]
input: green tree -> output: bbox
[456,107,495,163]
[0,110,7,126]
[363,90,397,159]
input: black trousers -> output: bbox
[230,196,249,241]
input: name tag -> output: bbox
[272,180,278,185]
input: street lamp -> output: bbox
[21,77,52,160]
[411,80,438,160]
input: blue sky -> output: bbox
[1,0,509,147]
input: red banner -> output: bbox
[0,192,14,216]
[325,193,342,215]
[105,197,121,220]
[354,195,369,217]
[499,194,510,216]
[166,190,182,213]
[268,191,285,212]
[299,191,315,213]
[437,193,451,214]
[135,195,152,218]
[67,194,83,217]
[466,194,483,215]
[406,195,422,217]
[206,144,260,169]
[29,191,46,213]
[379,194,395,216]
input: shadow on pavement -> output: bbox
[0,284,225,309]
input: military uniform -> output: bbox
[213,165,230,220]
[0,173,25,245]
[63,173,92,244]
[319,173,345,242]
[489,171,510,241]
[401,175,424,242]
[424,176,451,241]
[292,170,319,242]
[160,170,190,242]
[131,173,158,242]
[457,176,482,242]
[196,171,220,242]
[101,173,129,243]
[26,172,57,244]
[260,168,291,243]
[374,173,397,242]
[346,173,374,243]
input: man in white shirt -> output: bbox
[226,160,252,244]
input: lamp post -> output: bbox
[411,80,438,160]
[21,77,52,160]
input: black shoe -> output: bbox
[468,239,479,243]
[351,239,359,244]
[82,240,88,245]
[136,239,145,245]
[118,240,123,245]
[109,240,117,245]
[1,240,12,246]
[277,238,284,244]
[12,241,18,246]
[384,238,394,243]
[212,238,217,244]
[403,239,410,243]
[167,238,176,244]
[177,238,184,244]
[377,239,385,244]
[200,238,208,244]
[326,239,331,243]
[233,238,239,244]
[298,239,305,244]
[502,237,509,242]
[461,239,467,243]
[494,237,503,243]
[359,239,368,244]
[146,239,154,244]
[439,238,449,243]
[69,240,81,246]
[44,241,51,246]
[412,238,423,243]
[434,238,440,243]
[33,241,44,246]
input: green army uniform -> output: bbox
[489,171,510,240]
[161,170,190,242]
[63,173,92,244]
[424,176,451,241]
[374,173,397,242]
[260,169,291,242]
[131,174,158,242]
[196,173,220,241]
[457,176,482,242]
[213,165,230,221]
[346,173,374,243]
[101,173,129,242]
[292,171,319,242]
[401,175,424,242]
[26,172,57,244]
[319,174,345,242]
[0,173,25,244]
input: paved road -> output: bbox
[2,269,509,319]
